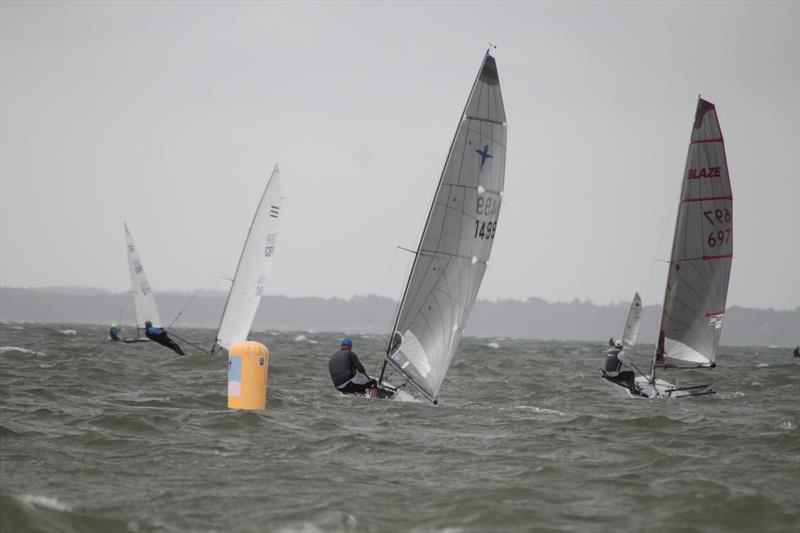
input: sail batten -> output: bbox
[215,166,282,351]
[652,98,732,376]
[384,53,507,401]
[124,223,162,330]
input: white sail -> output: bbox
[654,98,732,370]
[622,292,642,347]
[215,166,282,350]
[124,222,162,330]
[384,52,507,402]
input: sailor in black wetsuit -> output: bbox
[144,320,185,355]
[329,338,375,395]
[603,340,637,392]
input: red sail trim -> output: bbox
[705,310,725,317]
[694,99,716,129]
[703,254,733,260]
[691,137,724,144]
[681,195,733,203]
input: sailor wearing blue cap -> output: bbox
[329,337,376,395]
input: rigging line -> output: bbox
[163,330,208,354]
[166,238,243,329]
[167,289,204,328]
[364,244,401,336]
[644,196,677,310]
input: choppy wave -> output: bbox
[0,324,797,532]
[0,346,46,356]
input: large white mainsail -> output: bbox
[380,52,507,403]
[214,165,282,351]
[652,97,732,374]
[622,292,642,347]
[124,222,162,330]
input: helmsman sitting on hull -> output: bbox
[602,340,638,393]
[329,338,376,396]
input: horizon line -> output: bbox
[1,285,798,312]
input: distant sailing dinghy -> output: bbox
[212,165,282,354]
[374,51,507,404]
[606,98,733,399]
[123,222,162,343]
[622,291,642,348]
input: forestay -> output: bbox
[384,52,507,401]
[124,222,162,329]
[622,292,642,347]
[215,166,282,350]
[654,98,732,369]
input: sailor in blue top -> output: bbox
[144,320,185,355]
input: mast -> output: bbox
[379,51,493,385]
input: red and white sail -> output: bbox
[654,98,732,369]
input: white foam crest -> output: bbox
[392,390,422,403]
[756,363,769,367]
[292,334,319,344]
[510,405,566,416]
[18,494,73,512]
[487,342,500,349]
[277,524,325,533]
[60,329,77,336]
[0,346,46,356]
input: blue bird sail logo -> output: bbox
[475,145,492,170]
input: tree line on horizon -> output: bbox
[1,287,798,347]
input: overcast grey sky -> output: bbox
[2,1,798,311]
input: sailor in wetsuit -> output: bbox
[603,340,637,392]
[328,338,376,395]
[144,320,185,355]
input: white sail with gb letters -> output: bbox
[378,51,507,403]
[214,166,282,351]
[124,222,162,334]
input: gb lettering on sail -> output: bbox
[377,51,507,404]
[123,222,162,341]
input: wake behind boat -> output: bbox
[604,97,732,399]
[370,50,507,404]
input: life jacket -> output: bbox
[605,350,622,374]
[145,326,164,339]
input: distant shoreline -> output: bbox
[1,287,798,347]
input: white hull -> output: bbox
[632,376,714,399]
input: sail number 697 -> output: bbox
[707,229,731,247]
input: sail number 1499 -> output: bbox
[475,196,499,240]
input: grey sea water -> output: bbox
[0,323,798,533]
